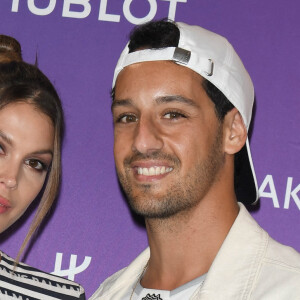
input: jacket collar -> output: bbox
[195,203,268,299]
[100,203,268,299]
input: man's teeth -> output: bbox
[137,166,173,176]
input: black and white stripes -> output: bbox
[0,251,85,300]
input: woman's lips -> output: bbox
[0,196,11,214]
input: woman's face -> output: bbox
[0,102,54,233]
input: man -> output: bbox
[91,20,300,299]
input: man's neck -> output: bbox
[141,194,239,291]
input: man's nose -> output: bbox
[131,117,164,154]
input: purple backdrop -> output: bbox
[0,0,299,298]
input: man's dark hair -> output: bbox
[125,19,234,121]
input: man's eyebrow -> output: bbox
[156,95,199,107]
[111,99,133,111]
[0,131,13,146]
[111,95,198,111]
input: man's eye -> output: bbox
[118,114,138,123]
[25,159,47,172]
[163,111,186,119]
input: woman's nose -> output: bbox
[0,162,18,189]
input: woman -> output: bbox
[0,36,86,299]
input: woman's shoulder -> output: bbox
[0,251,86,300]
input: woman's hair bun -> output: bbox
[0,35,22,63]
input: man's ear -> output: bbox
[223,108,247,155]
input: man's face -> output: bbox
[112,61,225,219]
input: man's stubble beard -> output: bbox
[116,126,225,219]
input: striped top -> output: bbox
[0,251,86,300]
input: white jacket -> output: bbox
[90,204,300,299]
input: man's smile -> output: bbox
[136,166,173,176]
[129,160,175,181]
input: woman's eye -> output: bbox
[118,114,138,123]
[0,145,5,155]
[163,111,186,119]
[25,159,47,172]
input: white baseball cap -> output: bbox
[112,21,258,205]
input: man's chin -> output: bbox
[127,196,191,220]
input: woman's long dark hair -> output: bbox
[0,35,64,263]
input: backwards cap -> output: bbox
[112,21,258,205]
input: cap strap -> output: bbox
[113,47,214,86]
